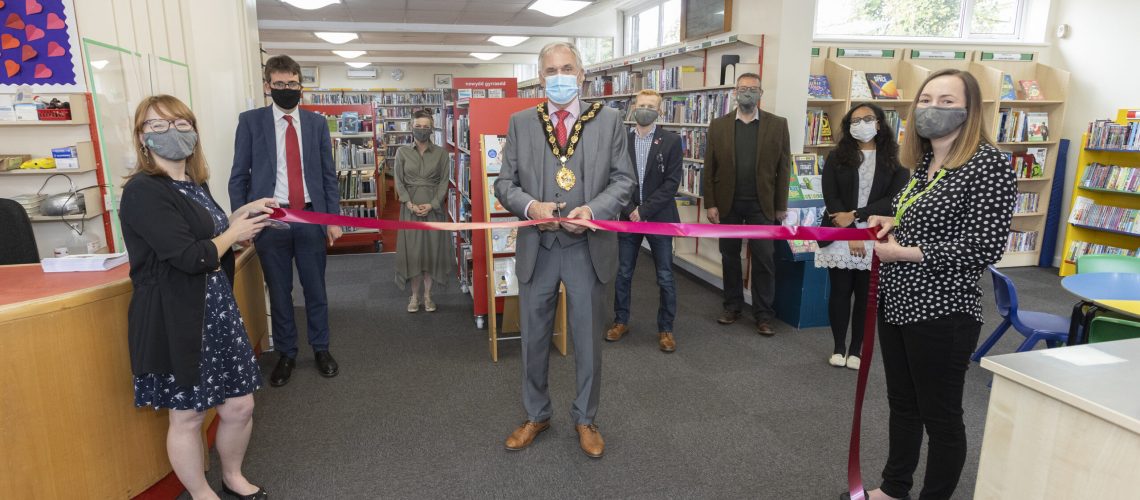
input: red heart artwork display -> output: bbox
[26,24,45,41]
[5,12,24,29]
[4,60,19,78]
[26,0,42,15]
[34,63,52,78]
[1,33,19,50]
[45,12,65,29]
[22,44,37,61]
[46,41,65,57]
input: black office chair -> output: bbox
[0,198,40,264]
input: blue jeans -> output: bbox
[613,232,676,333]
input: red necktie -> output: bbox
[554,109,569,148]
[283,115,305,209]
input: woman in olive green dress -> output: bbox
[394,109,454,312]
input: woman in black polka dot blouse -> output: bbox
[863,69,1016,500]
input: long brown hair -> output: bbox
[900,69,993,170]
[126,95,209,184]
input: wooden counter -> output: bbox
[976,340,1140,498]
[0,250,267,499]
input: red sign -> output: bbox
[452,77,518,98]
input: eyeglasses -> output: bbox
[144,119,194,133]
[851,116,878,124]
[736,86,763,95]
[269,81,303,90]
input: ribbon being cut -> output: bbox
[270,207,883,499]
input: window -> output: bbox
[624,0,682,54]
[576,37,615,67]
[814,0,1027,40]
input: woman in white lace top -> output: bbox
[816,103,908,369]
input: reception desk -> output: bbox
[976,340,1140,498]
[0,250,267,499]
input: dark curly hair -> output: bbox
[830,102,899,169]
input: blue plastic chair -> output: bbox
[972,266,1069,362]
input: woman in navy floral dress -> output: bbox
[120,95,276,500]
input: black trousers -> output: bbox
[718,199,775,322]
[878,313,982,500]
[828,267,870,356]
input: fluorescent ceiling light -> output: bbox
[315,32,359,44]
[470,52,502,61]
[281,0,340,10]
[90,60,109,70]
[345,62,371,69]
[488,36,530,47]
[527,0,590,17]
[333,50,366,59]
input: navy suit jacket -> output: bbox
[228,105,339,214]
[621,126,682,223]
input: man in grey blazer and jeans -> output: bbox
[495,41,634,458]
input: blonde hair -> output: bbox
[634,89,663,109]
[900,69,993,170]
[127,95,209,184]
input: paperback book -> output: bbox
[808,75,833,99]
[865,72,899,99]
[850,71,873,99]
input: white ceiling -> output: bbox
[256,0,618,66]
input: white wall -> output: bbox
[1045,0,1140,266]
[311,64,515,89]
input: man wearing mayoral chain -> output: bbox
[494,41,635,458]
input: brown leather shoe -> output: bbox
[605,323,629,342]
[576,423,605,458]
[756,322,775,336]
[717,310,741,325]
[504,420,550,451]
[658,332,676,352]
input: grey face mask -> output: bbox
[412,128,432,143]
[632,108,659,126]
[914,106,968,140]
[144,130,198,161]
[736,90,760,110]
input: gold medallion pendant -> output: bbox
[556,166,577,191]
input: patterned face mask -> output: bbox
[144,130,198,161]
[914,106,967,139]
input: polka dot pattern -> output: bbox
[880,143,1016,326]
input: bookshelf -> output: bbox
[300,103,383,251]
[0,93,116,257]
[1058,109,1140,276]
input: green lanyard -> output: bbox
[895,169,947,226]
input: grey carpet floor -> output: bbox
[197,252,1073,499]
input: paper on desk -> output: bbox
[41,252,128,273]
[1041,345,1127,366]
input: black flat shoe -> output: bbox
[269,354,295,387]
[315,350,339,378]
[222,484,268,499]
[839,492,911,500]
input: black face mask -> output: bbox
[270,88,302,110]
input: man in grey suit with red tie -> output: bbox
[229,55,341,387]
[494,42,634,458]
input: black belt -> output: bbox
[279,202,313,209]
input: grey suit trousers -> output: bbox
[520,238,604,425]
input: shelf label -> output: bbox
[660,48,680,58]
[685,42,704,52]
[910,50,966,60]
[710,35,732,47]
[981,52,1034,61]
[837,48,895,58]
[1125,110,1140,119]
[811,47,821,57]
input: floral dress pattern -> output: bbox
[133,180,262,411]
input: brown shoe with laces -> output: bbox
[756,322,775,337]
[605,323,629,342]
[658,332,676,352]
[504,420,550,451]
[576,424,605,458]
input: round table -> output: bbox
[1061,272,1140,317]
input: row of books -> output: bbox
[307,92,376,105]
[1007,230,1038,252]
[377,92,445,105]
[457,242,473,290]
[338,205,377,232]
[1080,163,1140,193]
[997,108,1050,142]
[807,72,1045,102]
[643,66,702,92]
[1069,196,1140,235]
[447,187,472,224]
[1001,148,1047,179]
[1086,119,1140,150]
[999,75,1047,101]
[584,72,645,98]
[805,109,833,145]
[380,106,439,119]
[659,91,733,125]
[1065,240,1139,264]
[850,71,898,100]
[333,140,375,170]
[883,109,905,144]
[679,129,708,160]
[680,163,703,196]
[1014,192,1040,214]
[337,170,377,200]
